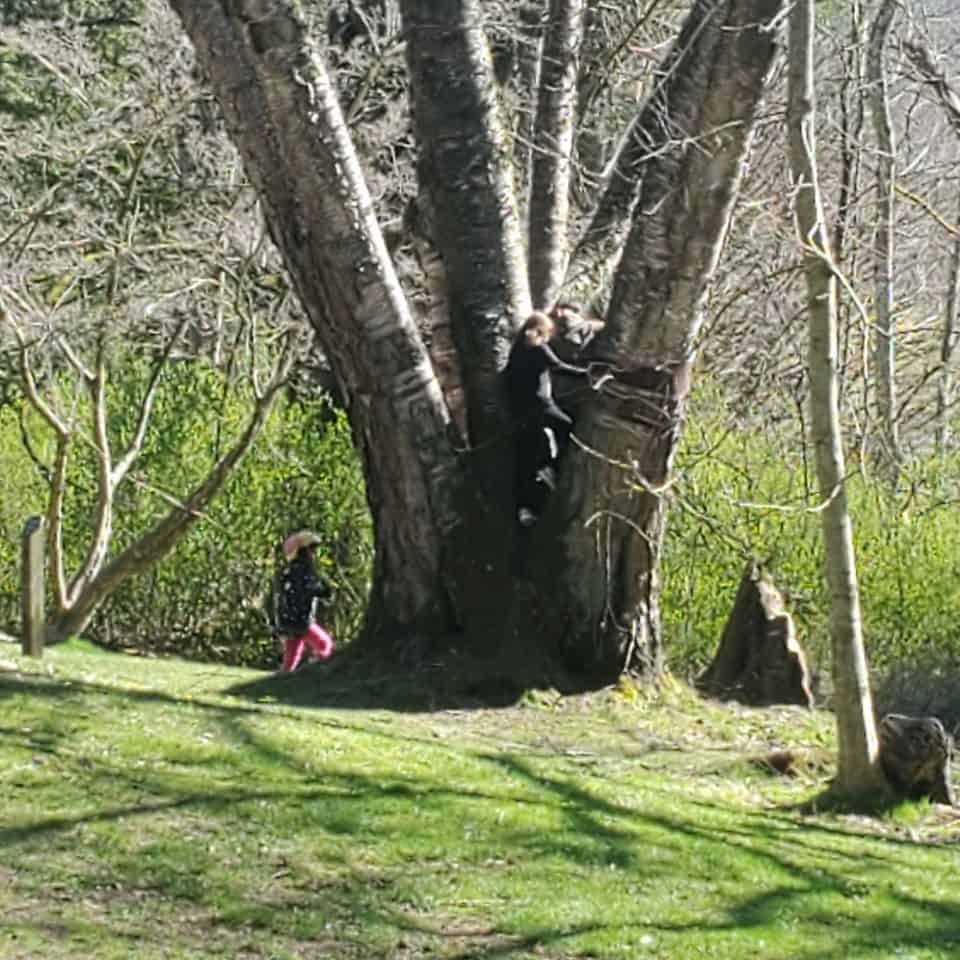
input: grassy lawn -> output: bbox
[1,639,959,959]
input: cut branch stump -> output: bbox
[698,564,813,708]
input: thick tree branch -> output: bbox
[528,0,585,309]
[564,0,726,303]
[67,341,113,607]
[401,0,532,446]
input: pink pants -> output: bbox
[280,624,334,672]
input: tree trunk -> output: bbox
[699,564,814,708]
[563,0,726,305]
[400,0,531,450]
[527,0,585,310]
[787,0,885,796]
[867,0,899,476]
[516,0,786,682]
[166,0,468,647]
[512,2,546,226]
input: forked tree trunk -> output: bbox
[400,0,531,450]
[170,0,809,683]
[48,362,290,642]
[515,0,786,681]
[167,0,468,647]
[787,0,885,795]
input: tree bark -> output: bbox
[563,0,725,305]
[699,564,814,708]
[166,0,468,646]
[787,0,885,796]
[517,0,786,681]
[527,0,585,310]
[512,2,546,226]
[867,0,899,476]
[400,0,531,450]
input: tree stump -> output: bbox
[879,713,955,805]
[698,564,814,708]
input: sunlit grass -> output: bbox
[2,640,959,959]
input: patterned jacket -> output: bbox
[276,551,330,634]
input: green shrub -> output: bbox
[0,358,372,667]
[662,382,960,722]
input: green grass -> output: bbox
[2,640,959,959]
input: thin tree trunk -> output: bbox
[867,0,899,476]
[513,2,546,225]
[518,0,785,681]
[834,1,868,430]
[832,0,865,265]
[167,0,467,645]
[527,0,585,309]
[787,0,885,796]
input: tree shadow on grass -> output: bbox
[5,666,960,959]
[6,722,955,960]
[225,645,530,712]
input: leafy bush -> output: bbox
[662,381,960,722]
[0,359,372,667]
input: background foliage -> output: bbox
[0,359,372,667]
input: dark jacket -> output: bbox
[506,338,566,417]
[276,551,330,634]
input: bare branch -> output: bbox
[49,339,296,643]
[112,312,191,485]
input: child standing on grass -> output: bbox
[276,530,334,672]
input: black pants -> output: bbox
[515,404,572,511]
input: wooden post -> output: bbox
[21,515,45,658]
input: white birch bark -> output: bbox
[788,0,885,795]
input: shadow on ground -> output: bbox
[225,644,567,712]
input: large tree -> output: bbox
[166,0,786,683]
